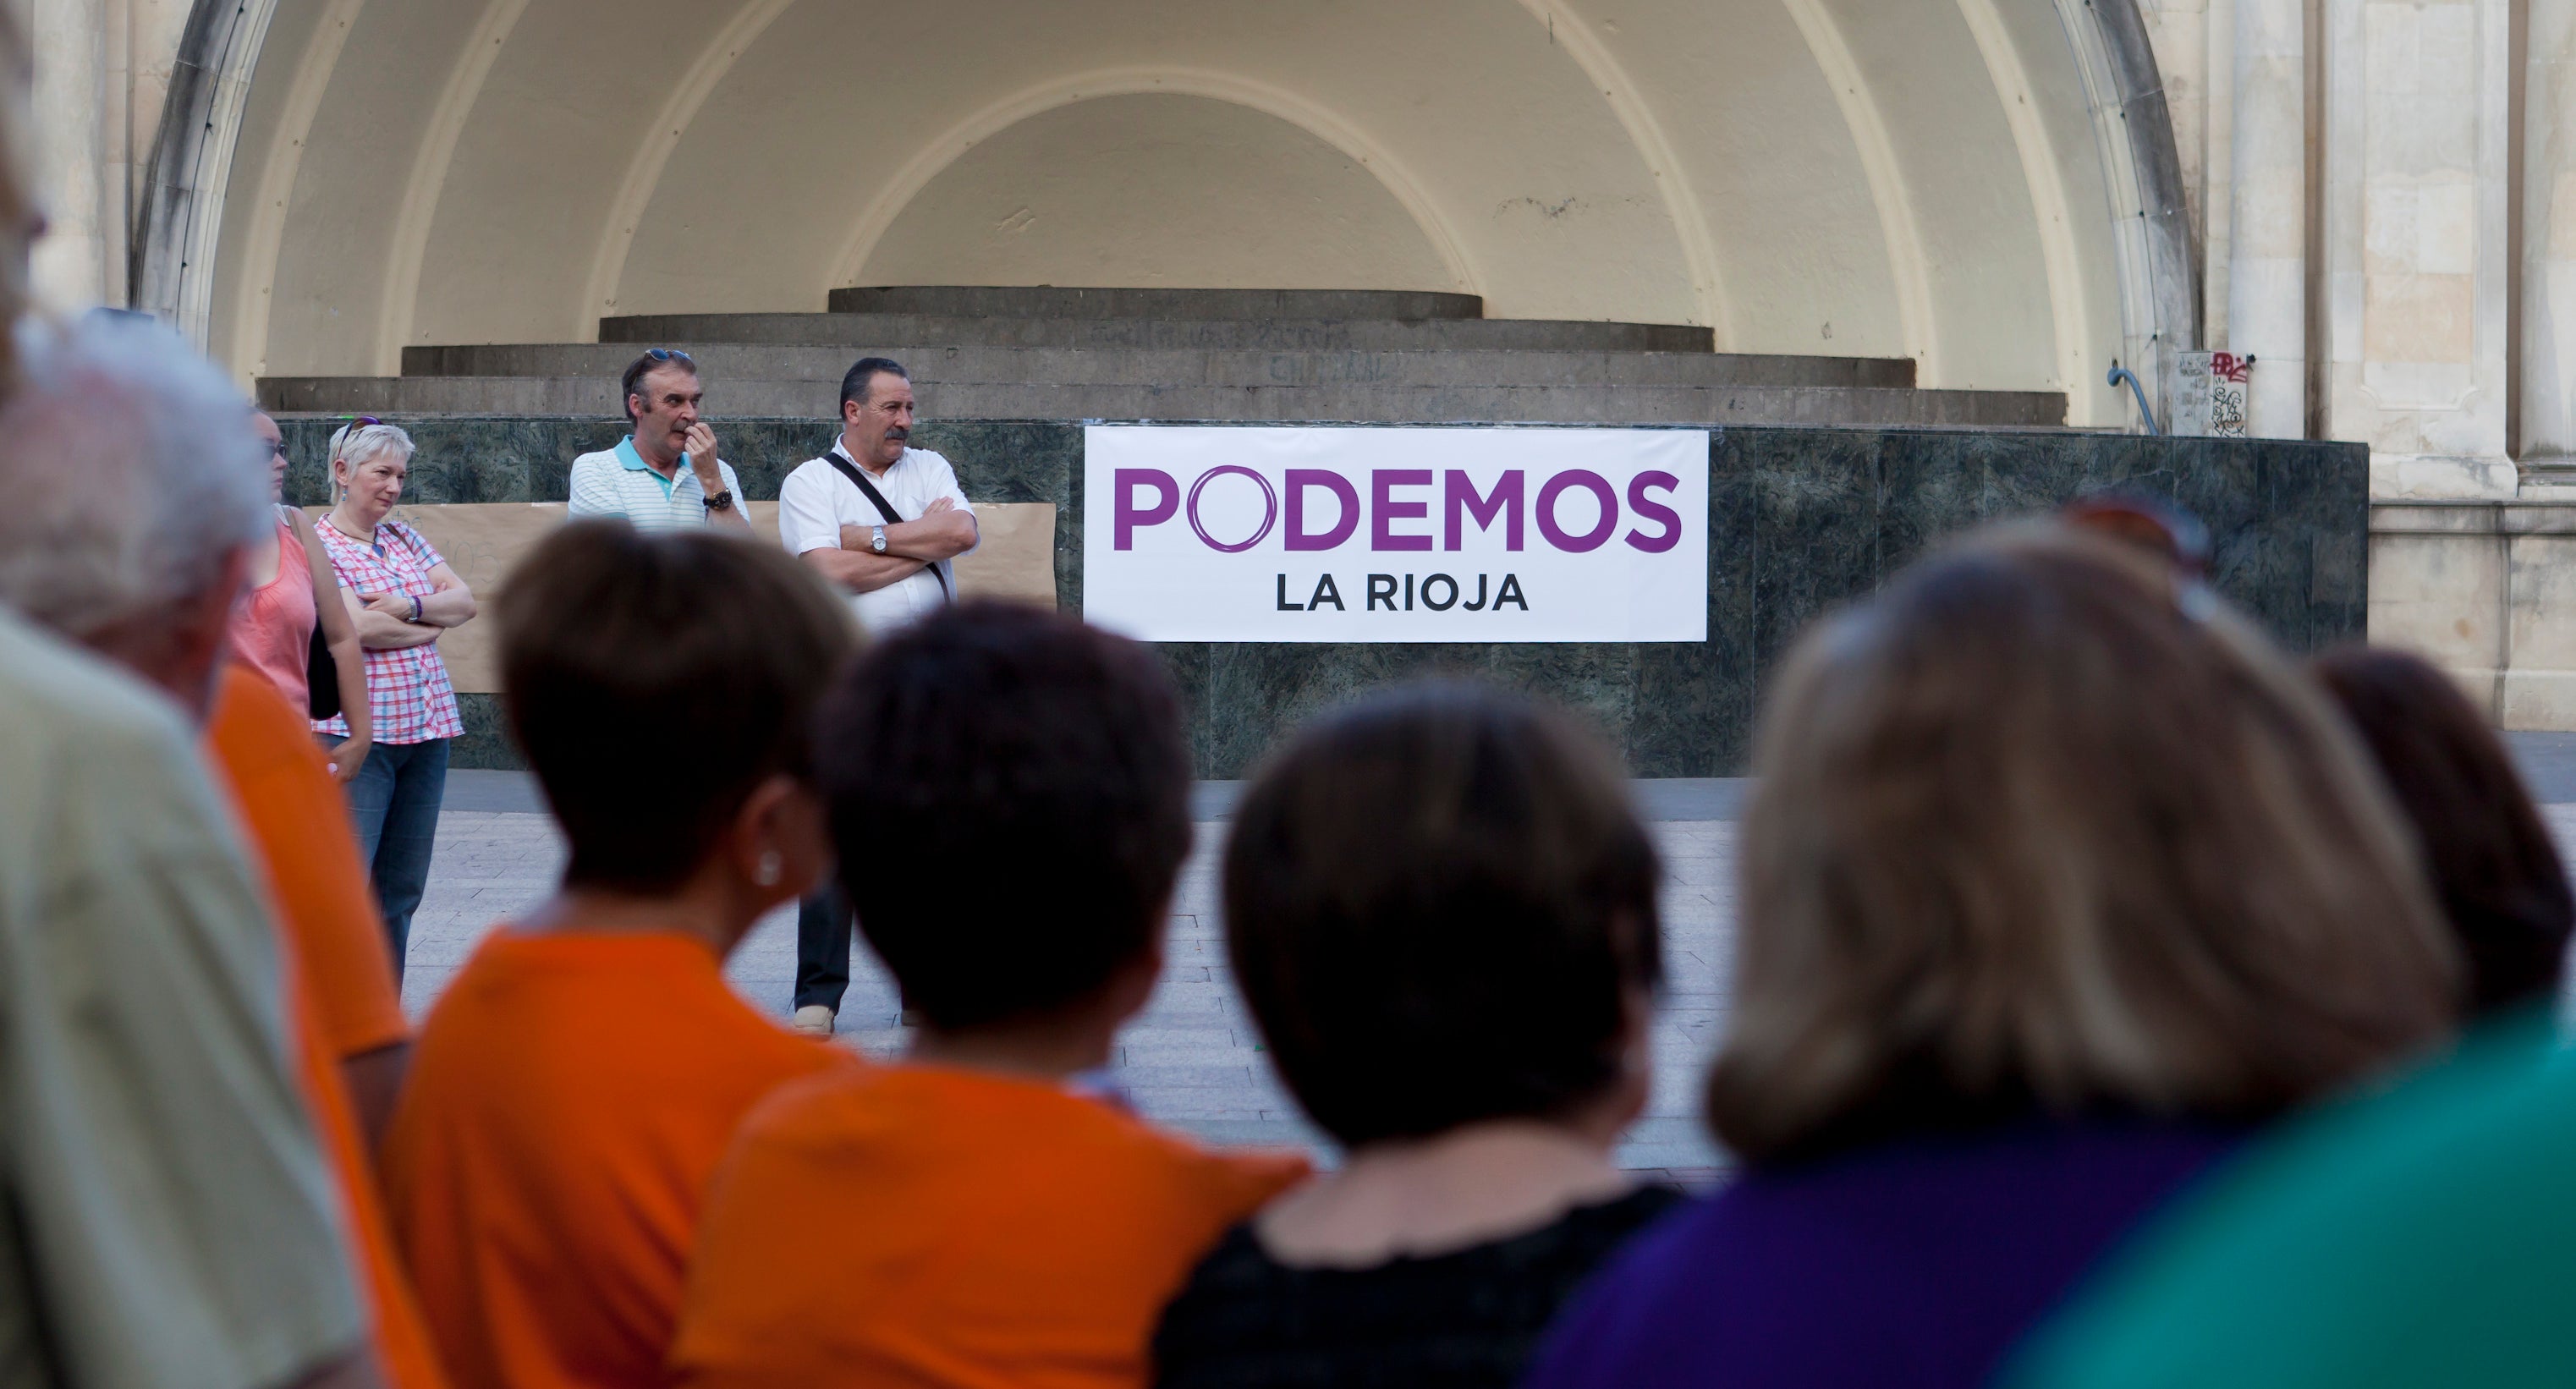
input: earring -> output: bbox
[754,852,782,887]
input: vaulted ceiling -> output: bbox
[214,0,2166,423]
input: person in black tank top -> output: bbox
[1156,1186,1679,1389]
[1152,683,1679,1389]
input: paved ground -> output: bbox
[411,736,2576,1181]
[409,797,1731,1176]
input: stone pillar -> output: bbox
[2227,0,2305,436]
[2325,0,2513,497]
[29,0,118,310]
[2525,0,2576,467]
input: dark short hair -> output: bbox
[498,521,856,892]
[838,356,909,414]
[1224,683,1664,1148]
[2312,645,2573,1013]
[816,602,1191,1029]
[621,349,698,423]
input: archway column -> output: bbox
[2523,0,2576,472]
[30,0,128,310]
[2321,0,2513,497]
[2225,0,2305,438]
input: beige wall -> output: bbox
[857,95,1457,294]
[2370,502,2576,729]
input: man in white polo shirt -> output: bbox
[567,349,751,532]
[777,356,979,1035]
[777,357,977,629]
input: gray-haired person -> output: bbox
[313,419,477,975]
[567,349,751,532]
[0,311,387,1387]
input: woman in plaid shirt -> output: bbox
[314,420,477,975]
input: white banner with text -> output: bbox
[1082,425,1709,642]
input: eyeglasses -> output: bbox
[644,348,695,368]
[341,415,382,433]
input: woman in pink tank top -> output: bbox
[227,409,373,779]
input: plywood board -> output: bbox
[949,500,1059,605]
[309,502,1058,694]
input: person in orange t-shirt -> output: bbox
[206,661,452,1389]
[381,523,857,1389]
[671,604,1308,1389]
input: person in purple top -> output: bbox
[1522,522,2463,1389]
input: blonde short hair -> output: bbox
[1709,524,2459,1165]
[327,420,415,502]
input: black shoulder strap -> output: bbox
[824,447,950,602]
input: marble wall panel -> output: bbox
[281,417,2364,774]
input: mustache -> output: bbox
[886,425,909,441]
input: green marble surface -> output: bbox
[281,417,2365,776]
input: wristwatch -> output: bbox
[703,488,735,512]
[871,524,887,553]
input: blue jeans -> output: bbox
[346,738,448,977]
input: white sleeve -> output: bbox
[566,456,615,518]
[930,454,980,558]
[777,464,843,556]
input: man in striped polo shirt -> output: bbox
[568,349,751,533]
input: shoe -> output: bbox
[791,1005,835,1038]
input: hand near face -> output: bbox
[685,422,721,476]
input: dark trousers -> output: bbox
[794,884,854,1012]
[346,737,448,979]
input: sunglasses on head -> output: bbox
[2062,494,2211,578]
[2062,492,2222,623]
[644,348,695,367]
[330,416,383,464]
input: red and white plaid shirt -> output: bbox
[311,516,464,744]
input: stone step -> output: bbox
[400,342,1917,391]
[823,285,1485,319]
[258,375,2063,428]
[594,311,1720,354]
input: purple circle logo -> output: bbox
[1187,465,1280,552]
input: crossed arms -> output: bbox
[800,497,980,595]
[341,563,477,650]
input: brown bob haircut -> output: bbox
[816,602,1193,1031]
[1225,682,1663,1148]
[2311,645,2573,1015]
[497,521,856,892]
[1711,524,2460,1167]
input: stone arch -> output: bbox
[169,0,2198,425]
[821,70,1485,305]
